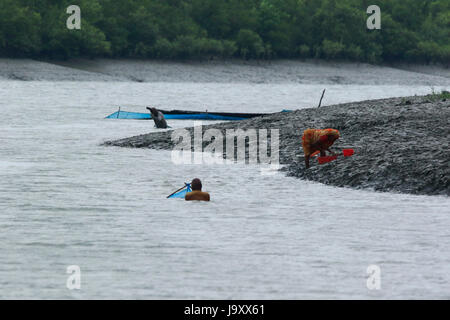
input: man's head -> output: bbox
[191,178,202,191]
[147,107,158,115]
[327,134,338,143]
[326,129,340,142]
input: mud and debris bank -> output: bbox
[104,95,450,196]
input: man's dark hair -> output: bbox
[191,178,202,191]
[147,107,157,116]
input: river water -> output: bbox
[0,61,449,299]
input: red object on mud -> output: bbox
[318,149,354,164]
[318,155,338,164]
[343,149,354,157]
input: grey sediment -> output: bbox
[2,58,449,84]
[103,95,450,196]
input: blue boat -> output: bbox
[105,108,283,121]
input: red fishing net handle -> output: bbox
[317,149,354,164]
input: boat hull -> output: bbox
[105,109,270,121]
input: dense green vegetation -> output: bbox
[0,0,448,63]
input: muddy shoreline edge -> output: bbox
[104,94,449,196]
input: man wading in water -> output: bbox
[147,107,168,128]
[302,128,340,169]
[185,178,210,202]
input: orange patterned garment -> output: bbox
[302,129,340,156]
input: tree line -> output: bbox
[0,0,448,64]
